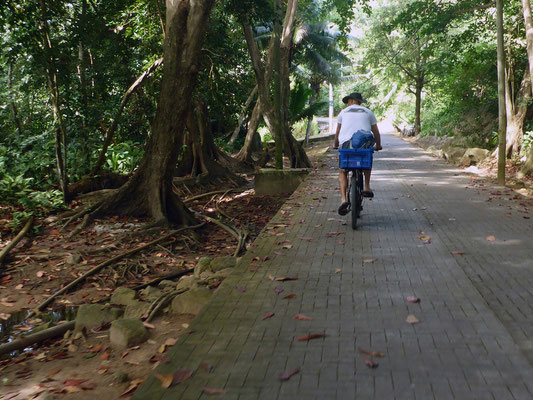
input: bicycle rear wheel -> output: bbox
[351,170,363,229]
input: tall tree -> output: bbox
[86,0,215,225]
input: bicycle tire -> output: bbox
[350,171,360,229]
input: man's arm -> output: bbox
[371,124,382,150]
[334,124,341,148]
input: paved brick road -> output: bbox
[133,132,533,400]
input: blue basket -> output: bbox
[339,148,374,169]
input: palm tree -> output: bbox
[291,22,349,142]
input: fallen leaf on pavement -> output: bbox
[406,315,420,324]
[486,235,496,242]
[358,348,385,357]
[363,258,375,264]
[293,314,312,321]
[155,374,173,389]
[200,363,214,372]
[202,387,226,395]
[279,368,300,381]
[417,235,431,241]
[406,296,421,303]
[283,294,296,299]
[364,357,378,368]
[262,312,275,320]
[296,333,326,341]
[274,276,298,282]
[451,251,465,255]
[119,379,143,398]
[334,268,341,273]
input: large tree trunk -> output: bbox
[178,98,246,182]
[40,0,69,203]
[279,0,310,168]
[521,0,533,176]
[228,86,257,146]
[7,63,23,137]
[523,0,533,93]
[505,68,531,156]
[90,58,163,175]
[91,0,214,226]
[235,99,263,163]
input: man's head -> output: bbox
[342,92,367,105]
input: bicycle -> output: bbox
[338,148,374,229]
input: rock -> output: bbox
[124,301,151,319]
[441,146,465,164]
[204,268,233,284]
[111,371,130,384]
[158,280,177,289]
[110,318,149,349]
[176,275,199,291]
[75,304,123,332]
[209,256,237,272]
[110,287,138,306]
[140,286,162,301]
[199,271,215,281]
[194,257,212,278]
[460,148,490,166]
[65,253,83,265]
[171,287,213,315]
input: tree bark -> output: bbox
[7,63,23,137]
[90,58,163,176]
[40,0,70,203]
[524,0,533,94]
[179,98,246,182]
[279,0,310,168]
[235,99,263,163]
[90,0,214,226]
[414,79,423,136]
[496,0,507,184]
[228,85,258,146]
[505,68,531,156]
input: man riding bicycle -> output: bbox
[334,92,382,216]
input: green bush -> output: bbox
[105,142,144,174]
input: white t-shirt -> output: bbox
[337,105,378,145]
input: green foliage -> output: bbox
[104,142,143,174]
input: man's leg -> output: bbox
[363,169,372,193]
[339,170,348,203]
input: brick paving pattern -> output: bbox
[133,132,533,399]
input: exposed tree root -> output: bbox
[180,187,242,203]
[0,216,34,268]
[195,213,247,256]
[132,267,194,291]
[0,321,75,358]
[29,224,204,318]
[145,288,188,322]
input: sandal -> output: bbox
[338,201,350,216]
[362,191,374,198]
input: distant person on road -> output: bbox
[334,92,382,216]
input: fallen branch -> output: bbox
[0,216,34,267]
[182,188,245,204]
[30,223,205,316]
[0,321,75,357]
[132,268,194,291]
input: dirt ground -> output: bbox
[0,140,331,400]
